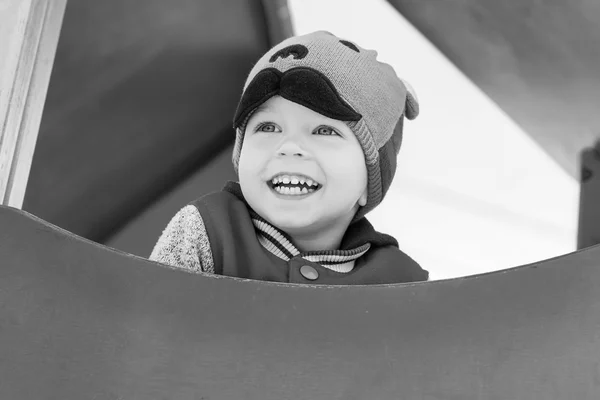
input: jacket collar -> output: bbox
[222,181,398,273]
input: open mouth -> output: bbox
[267,173,322,196]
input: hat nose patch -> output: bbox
[269,44,309,63]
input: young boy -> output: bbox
[149,31,428,284]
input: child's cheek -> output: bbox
[247,134,274,150]
[239,140,270,174]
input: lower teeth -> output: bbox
[274,186,315,195]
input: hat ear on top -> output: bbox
[400,78,419,120]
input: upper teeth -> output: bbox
[271,174,319,187]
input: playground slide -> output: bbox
[1,205,599,399]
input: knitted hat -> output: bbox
[232,31,419,219]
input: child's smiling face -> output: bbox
[238,95,368,241]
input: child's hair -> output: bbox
[232,31,419,219]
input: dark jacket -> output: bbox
[184,181,428,285]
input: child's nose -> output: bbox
[276,140,306,157]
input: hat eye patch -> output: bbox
[339,40,359,52]
[269,44,309,63]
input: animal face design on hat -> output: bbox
[232,31,419,219]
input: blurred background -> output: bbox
[22,0,600,280]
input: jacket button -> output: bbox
[300,265,319,280]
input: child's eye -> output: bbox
[255,122,281,133]
[314,126,340,136]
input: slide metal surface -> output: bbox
[1,205,600,399]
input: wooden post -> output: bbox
[0,0,66,208]
[577,140,600,249]
[260,0,294,45]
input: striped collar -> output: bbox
[250,212,370,273]
[222,181,399,274]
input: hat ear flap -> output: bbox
[401,78,419,120]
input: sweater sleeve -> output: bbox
[149,205,215,274]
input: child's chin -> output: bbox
[265,212,317,232]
